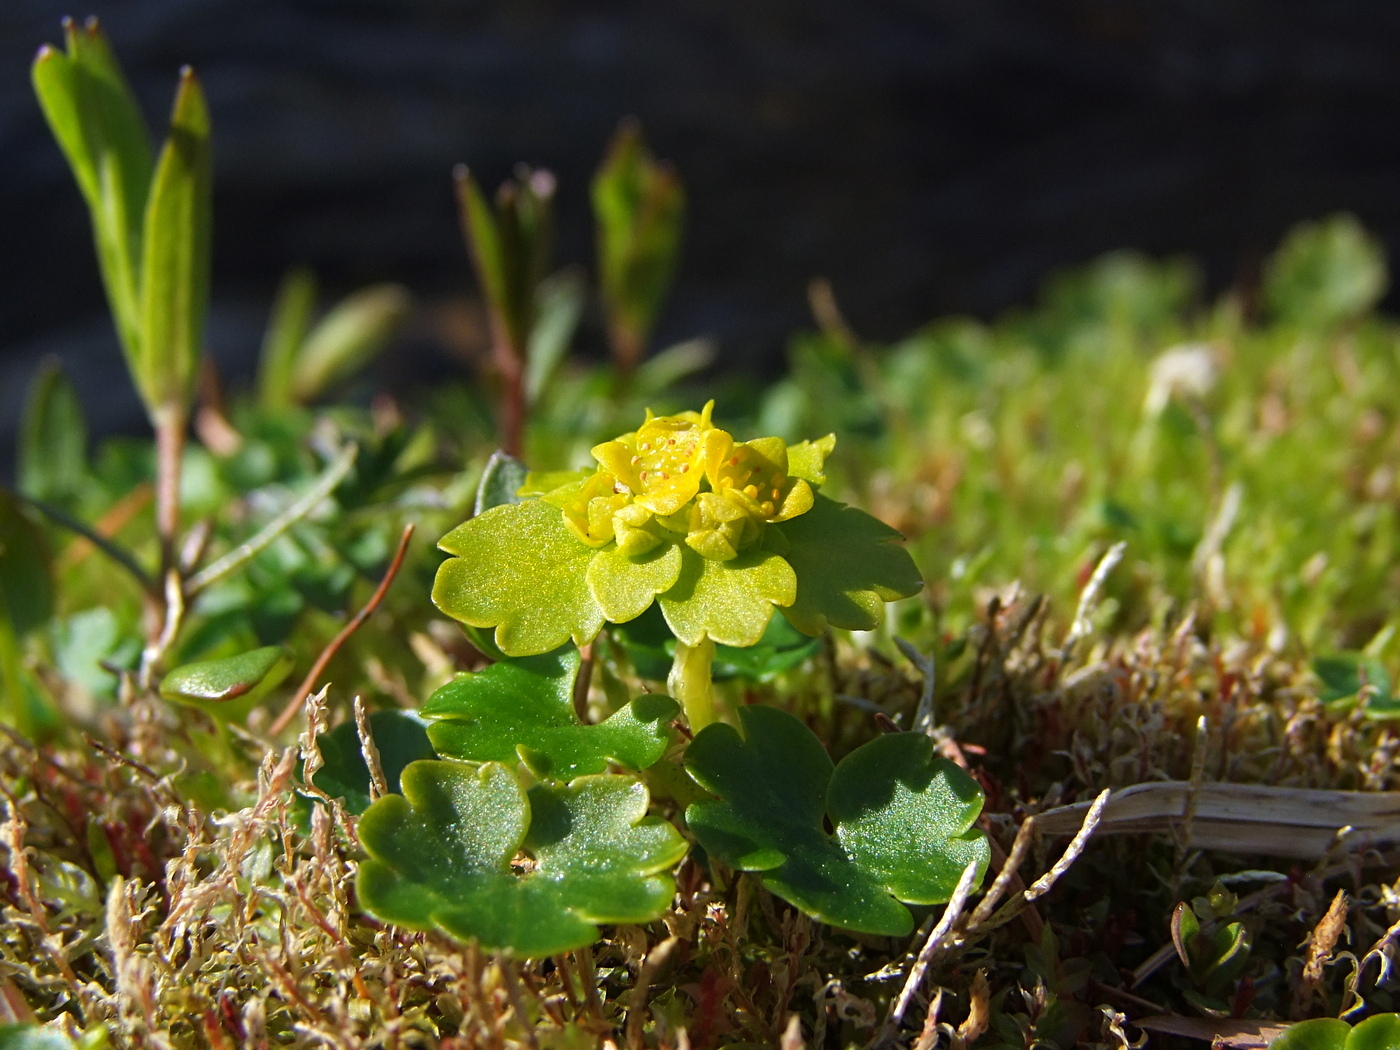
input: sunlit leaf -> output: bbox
[658,547,795,648]
[775,494,923,635]
[138,67,210,415]
[434,499,604,656]
[159,644,293,720]
[421,647,677,779]
[289,283,410,403]
[685,705,988,935]
[358,761,686,956]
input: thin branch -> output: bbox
[966,814,1037,929]
[186,443,357,595]
[268,523,414,736]
[1024,788,1110,902]
[873,858,982,1047]
[354,695,389,801]
[1061,541,1126,661]
[894,637,937,736]
[8,487,154,593]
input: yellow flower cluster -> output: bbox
[543,402,815,561]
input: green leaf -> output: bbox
[1348,1014,1400,1050]
[433,499,605,657]
[159,644,293,720]
[774,493,923,636]
[685,705,989,935]
[0,491,54,637]
[1264,213,1386,328]
[455,166,555,356]
[1267,1018,1350,1050]
[32,19,153,366]
[1314,653,1394,707]
[18,360,88,506]
[0,1023,87,1050]
[474,450,529,516]
[138,67,211,416]
[658,547,796,648]
[711,613,822,681]
[526,269,585,404]
[289,283,410,403]
[786,434,836,488]
[357,761,687,956]
[310,709,436,814]
[614,604,820,683]
[592,120,684,365]
[588,542,683,625]
[257,267,317,410]
[421,648,678,779]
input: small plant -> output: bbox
[344,403,986,955]
[431,401,923,729]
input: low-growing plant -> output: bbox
[8,15,1400,1050]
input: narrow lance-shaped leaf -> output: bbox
[32,18,154,369]
[18,359,88,506]
[138,66,211,417]
[160,645,293,721]
[257,266,318,410]
[289,283,410,403]
[592,120,684,368]
[455,167,510,339]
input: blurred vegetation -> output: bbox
[6,18,1400,1050]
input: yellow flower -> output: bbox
[704,434,814,523]
[542,470,630,547]
[591,401,720,516]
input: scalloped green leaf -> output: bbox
[1268,1018,1350,1050]
[658,547,796,647]
[787,433,835,487]
[159,645,293,720]
[774,493,923,636]
[685,705,989,936]
[587,542,683,624]
[357,760,687,956]
[420,647,678,779]
[1348,1014,1400,1050]
[433,499,605,657]
[311,709,436,814]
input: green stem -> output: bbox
[0,603,32,739]
[668,635,718,731]
[185,443,357,595]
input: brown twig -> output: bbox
[268,524,415,736]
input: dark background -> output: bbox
[4,0,1400,456]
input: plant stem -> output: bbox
[668,635,719,731]
[185,443,357,595]
[153,404,186,577]
[0,604,32,739]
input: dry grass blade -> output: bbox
[872,858,982,1048]
[1136,1014,1288,1048]
[1035,782,1400,858]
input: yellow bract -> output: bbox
[548,402,820,562]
